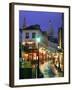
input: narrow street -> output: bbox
[39,60,64,78]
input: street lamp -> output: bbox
[36,37,41,43]
[58,46,61,49]
[36,37,41,78]
[58,45,63,52]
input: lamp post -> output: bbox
[36,37,41,78]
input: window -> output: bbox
[32,32,36,38]
[25,32,29,39]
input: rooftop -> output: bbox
[23,24,41,30]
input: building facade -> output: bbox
[20,25,49,63]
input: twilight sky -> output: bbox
[19,10,64,37]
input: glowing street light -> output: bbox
[36,37,41,43]
[58,46,61,49]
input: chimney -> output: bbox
[23,17,27,28]
[48,20,54,37]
